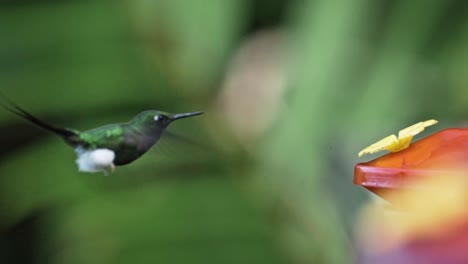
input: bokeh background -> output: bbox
[0,0,467,263]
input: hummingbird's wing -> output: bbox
[163,130,209,150]
[138,129,213,164]
[111,130,212,180]
[0,92,80,143]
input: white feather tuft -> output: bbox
[75,147,115,175]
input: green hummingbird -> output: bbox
[1,95,203,175]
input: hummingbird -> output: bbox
[0,95,203,175]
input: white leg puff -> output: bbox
[75,147,116,175]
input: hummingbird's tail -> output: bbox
[0,92,81,145]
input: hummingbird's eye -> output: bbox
[154,115,168,122]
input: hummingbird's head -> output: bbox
[133,110,203,130]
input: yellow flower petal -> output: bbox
[398,119,438,138]
[358,119,438,157]
[358,135,398,157]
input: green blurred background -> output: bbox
[0,0,467,263]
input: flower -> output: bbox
[358,119,438,157]
[356,174,468,254]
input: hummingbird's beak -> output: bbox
[171,111,204,121]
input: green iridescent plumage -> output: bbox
[0,96,202,174]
